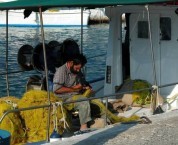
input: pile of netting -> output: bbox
[17,90,71,143]
[0,90,71,145]
[116,79,152,105]
[72,92,140,124]
[132,80,152,105]
[0,89,143,145]
[0,96,27,145]
[90,99,140,123]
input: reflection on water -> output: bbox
[0,24,109,98]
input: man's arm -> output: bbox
[54,84,83,94]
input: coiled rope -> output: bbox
[52,102,69,133]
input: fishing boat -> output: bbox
[0,8,90,27]
[1,0,178,145]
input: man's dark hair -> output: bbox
[68,53,87,67]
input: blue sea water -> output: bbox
[0,24,109,98]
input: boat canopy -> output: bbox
[0,0,176,10]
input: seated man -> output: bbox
[53,53,92,132]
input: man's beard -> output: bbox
[70,66,79,74]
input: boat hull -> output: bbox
[0,9,90,27]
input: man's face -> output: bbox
[70,64,82,74]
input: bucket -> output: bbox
[26,75,43,91]
[0,129,11,145]
[50,130,61,142]
[17,44,34,71]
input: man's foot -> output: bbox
[74,129,91,135]
[74,128,96,136]
[80,124,88,130]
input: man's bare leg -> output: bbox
[80,124,88,130]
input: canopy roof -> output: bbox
[0,0,176,10]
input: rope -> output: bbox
[145,5,157,86]
[52,102,69,133]
[55,102,70,130]
[152,85,160,106]
[52,103,58,132]
[150,85,159,111]
[146,5,159,113]
[4,100,17,109]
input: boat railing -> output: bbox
[0,81,178,143]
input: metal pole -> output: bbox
[146,5,157,86]
[81,7,87,76]
[1,81,178,128]
[146,5,157,113]
[81,7,83,54]
[5,10,10,96]
[62,81,178,104]
[39,7,51,142]
[105,97,108,127]
[0,104,50,124]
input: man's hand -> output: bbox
[83,86,91,90]
[72,84,83,91]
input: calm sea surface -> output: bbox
[0,24,109,98]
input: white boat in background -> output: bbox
[0,8,90,27]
